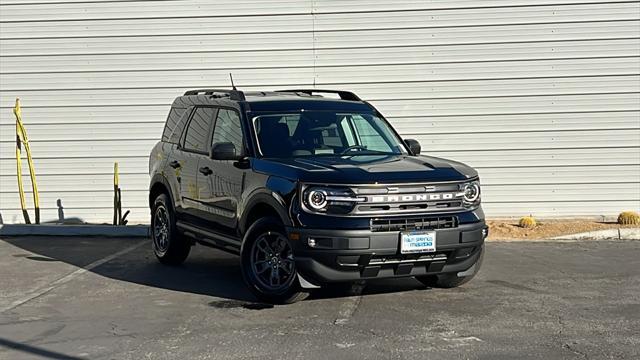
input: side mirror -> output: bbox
[211,142,241,160]
[404,139,421,155]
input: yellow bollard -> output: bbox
[14,98,40,224]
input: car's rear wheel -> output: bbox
[416,245,484,288]
[241,217,308,304]
[151,193,190,265]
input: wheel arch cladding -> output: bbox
[241,194,292,234]
[149,174,174,208]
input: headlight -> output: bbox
[306,189,328,210]
[461,181,481,204]
[302,186,365,214]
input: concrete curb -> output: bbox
[550,228,640,241]
[0,224,149,237]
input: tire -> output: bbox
[240,217,308,304]
[416,245,484,288]
[151,193,191,265]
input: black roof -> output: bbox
[174,89,373,112]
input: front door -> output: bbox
[198,108,246,236]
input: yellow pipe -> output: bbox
[15,121,29,224]
[114,161,119,187]
[14,98,40,224]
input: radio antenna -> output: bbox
[229,73,237,90]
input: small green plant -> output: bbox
[618,211,640,225]
[518,215,537,229]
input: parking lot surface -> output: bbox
[0,236,638,360]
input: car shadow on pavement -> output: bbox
[0,337,84,360]
[2,236,431,305]
[3,236,259,302]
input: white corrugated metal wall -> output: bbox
[0,0,639,224]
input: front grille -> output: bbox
[350,182,467,216]
[370,215,458,232]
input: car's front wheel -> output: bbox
[416,245,484,288]
[151,193,190,265]
[240,217,308,304]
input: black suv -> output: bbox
[149,89,487,303]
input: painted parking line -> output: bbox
[0,241,146,314]
[334,283,365,325]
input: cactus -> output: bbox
[617,211,640,225]
[518,216,537,229]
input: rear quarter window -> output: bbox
[161,107,187,144]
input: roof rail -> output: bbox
[275,89,362,101]
[183,88,246,101]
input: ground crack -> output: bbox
[563,342,588,359]
[556,314,588,359]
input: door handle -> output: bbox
[199,166,213,176]
[169,160,181,169]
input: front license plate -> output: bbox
[400,231,436,254]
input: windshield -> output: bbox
[252,111,408,158]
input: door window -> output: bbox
[212,109,243,151]
[183,107,215,153]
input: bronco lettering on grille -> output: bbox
[369,193,457,203]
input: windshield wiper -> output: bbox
[339,145,368,155]
[341,150,395,156]
[339,145,396,156]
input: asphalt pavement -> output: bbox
[0,236,638,360]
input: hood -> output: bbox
[253,154,478,184]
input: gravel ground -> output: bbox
[0,236,639,360]
[487,220,638,240]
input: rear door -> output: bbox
[176,106,216,219]
[160,107,190,214]
[198,107,246,236]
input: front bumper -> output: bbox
[286,221,487,284]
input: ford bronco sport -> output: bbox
[149,88,487,303]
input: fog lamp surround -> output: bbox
[461,180,481,205]
[308,238,317,248]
